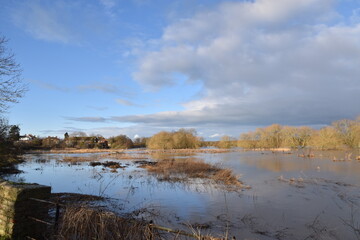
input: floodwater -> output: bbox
[4,149,360,239]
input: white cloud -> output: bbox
[209,133,221,138]
[130,0,360,127]
[11,2,78,44]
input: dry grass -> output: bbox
[144,158,245,187]
[54,206,227,240]
[55,206,155,240]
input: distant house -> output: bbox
[19,134,36,141]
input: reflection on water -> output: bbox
[4,150,360,239]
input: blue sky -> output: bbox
[0,0,359,140]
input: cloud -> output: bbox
[116,98,143,107]
[77,83,125,94]
[29,79,69,92]
[131,0,360,127]
[209,133,221,138]
[10,1,115,45]
[11,1,78,44]
[65,117,108,123]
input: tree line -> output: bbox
[238,117,360,150]
[16,132,148,150]
[4,116,358,152]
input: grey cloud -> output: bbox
[65,117,108,123]
[132,0,360,127]
[40,127,85,136]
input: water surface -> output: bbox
[5,149,360,239]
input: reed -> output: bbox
[145,158,244,187]
[55,206,155,240]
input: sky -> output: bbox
[0,0,359,140]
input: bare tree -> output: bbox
[0,36,27,112]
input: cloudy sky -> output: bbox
[1,0,359,140]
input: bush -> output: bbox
[147,129,200,150]
[108,135,133,149]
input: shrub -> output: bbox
[147,129,200,150]
[108,135,133,149]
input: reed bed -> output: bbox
[144,158,245,187]
[55,206,226,240]
[55,206,155,240]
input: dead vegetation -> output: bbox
[54,205,230,240]
[89,161,124,169]
[144,158,246,188]
[55,206,155,240]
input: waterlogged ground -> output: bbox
[4,149,360,239]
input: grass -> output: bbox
[144,158,246,188]
[54,205,229,240]
[55,206,155,240]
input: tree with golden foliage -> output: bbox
[310,126,342,150]
[256,124,284,148]
[218,135,236,149]
[237,131,259,149]
[332,119,360,148]
[282,126,313,149]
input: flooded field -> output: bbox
[4,149,360,239]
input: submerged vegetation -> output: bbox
[144,157,244,188]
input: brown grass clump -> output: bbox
[55,207,156,240]
[145,158,244,187]
[55,206,229,240]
